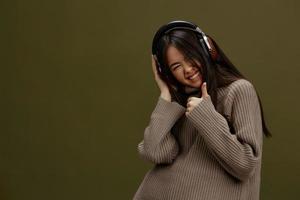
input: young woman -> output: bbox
[133,20,271,200]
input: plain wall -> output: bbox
[1,0,299,199]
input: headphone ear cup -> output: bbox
[207,37,218,61]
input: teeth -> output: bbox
[189,72,199,80]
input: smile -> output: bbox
[188,72,199,80]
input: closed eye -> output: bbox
[172,65,180,70]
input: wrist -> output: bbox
[160,91,171,102]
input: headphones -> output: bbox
[151,20,218,80]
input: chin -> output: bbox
[190,80,202,88]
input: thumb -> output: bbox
[201,82,208,97]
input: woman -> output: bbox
[133,20,271,200]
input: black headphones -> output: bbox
[151,20,218,79]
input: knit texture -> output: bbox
[133,79,264,200]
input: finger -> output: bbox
[186,107,190,113]
[151,55,155,70]
[151,55,155,69]
[201,82,208,97]
[151,55,158,76]
[152,54,158,65]
[187,97,195,102]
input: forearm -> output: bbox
[186,95,263,181]
[137,96,186,164]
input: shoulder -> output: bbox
[229,79,254,91]
[226,79,258,103]
[228,79,255,94]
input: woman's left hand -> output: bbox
[185,82,210,116]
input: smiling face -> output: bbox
[166,45,203,88]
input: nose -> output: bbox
[183,62,196,75]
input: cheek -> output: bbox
[172,71,185,82]
[171,70,180,79]
[199,73,203,79]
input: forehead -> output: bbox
[166,45,185,64]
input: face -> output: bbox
[166,45,203,88]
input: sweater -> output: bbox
[133,79,264,200]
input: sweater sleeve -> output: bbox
[137,96,186,164]
[186,81,263,181]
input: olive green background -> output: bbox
[1,0,299,199]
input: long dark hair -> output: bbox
[155,29,272,138]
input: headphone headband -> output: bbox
[151,20,212,56]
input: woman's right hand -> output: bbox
[151,55,172,101]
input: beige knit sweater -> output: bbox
[133,79,264,200]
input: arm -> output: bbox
[186,80,263,181]
[137,96,186,164]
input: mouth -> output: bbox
[187,72,199,80]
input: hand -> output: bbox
[151,54,170,93]
[151,55,172,101]
[185,82,210,116]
